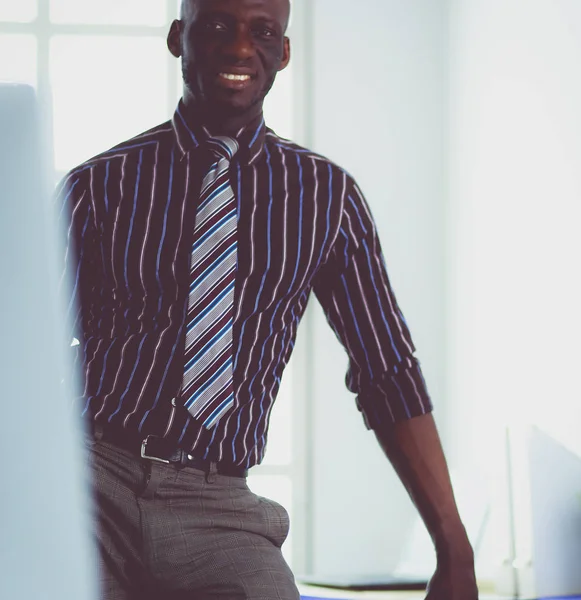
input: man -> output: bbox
[58,0,479,598]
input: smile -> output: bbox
[219,73,252,82]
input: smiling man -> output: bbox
[172,0,291,129]
[58,0,478,599]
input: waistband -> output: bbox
[90,424,248,478]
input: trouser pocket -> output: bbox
[257,495,291,548]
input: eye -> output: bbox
[205,21,228,33]
[253,27,276,39]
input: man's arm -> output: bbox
[312,175,478,599]
[54,169,98,378]
[375,413,478,599]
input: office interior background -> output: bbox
[1,0,580,596]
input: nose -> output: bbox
[222,25,255,61]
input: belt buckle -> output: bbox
[141,435,171,464]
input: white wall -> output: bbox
[304,0,581,580]
[448,0,581,579]
[303,0,449,575]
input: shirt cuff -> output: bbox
[354,359,433,430]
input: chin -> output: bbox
[208,92,261,116]
[184,68,266,112]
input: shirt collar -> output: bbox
[172,100,266,166]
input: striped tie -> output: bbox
[181,136,239,429]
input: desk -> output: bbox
[299,587,424,600]
[299,586,510,600]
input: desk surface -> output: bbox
[299,586,508,600]
[299,588,423,600]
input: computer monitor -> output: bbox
[0,83,97,600]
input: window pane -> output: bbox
[50,36,169,172]
[0,35,37,87]
[50,0,167,26]
[0,0,37,22]
[247,475,293,565]
[263,63,294,140]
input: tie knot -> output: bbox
[206,136,239,162]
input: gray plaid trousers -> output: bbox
[85,437,300,600]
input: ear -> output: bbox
[167,20,183,58]
[279,37,291,72]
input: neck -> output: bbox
[182,93,263,135]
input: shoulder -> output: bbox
[264,129,357,186]
[65,120,174,177]
[56,121,173,204]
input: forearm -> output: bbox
[375,413,473,563]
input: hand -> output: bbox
[425,556,479,600]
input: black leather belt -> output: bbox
[140,435,248,478]
[92,426,247,478]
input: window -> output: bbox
[0,34,37,86]
[0,1,37,22]
[49,34,169,171]
[49,0,166,26]
[0,0,305,569]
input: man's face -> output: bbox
[169,0,291,118]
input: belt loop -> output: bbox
[206,461,218,484]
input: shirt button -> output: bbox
[171,397,178,407]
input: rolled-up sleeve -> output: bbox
[313,177,433,430]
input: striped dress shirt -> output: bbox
[57,101,432,468]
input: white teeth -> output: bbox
[220,73,251,82]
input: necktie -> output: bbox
[181,136,239,429]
